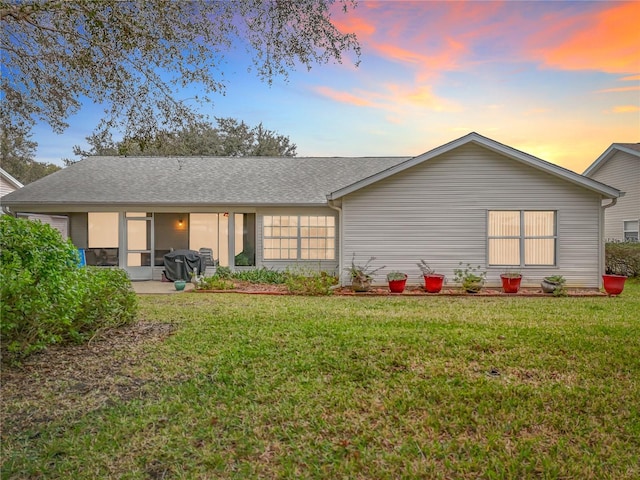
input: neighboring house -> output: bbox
[1,132,621,287]
[583,143,640,242]
[0,168,24,212]
[1,167,69,237]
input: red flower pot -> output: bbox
[500,274,522,294]
[388,278,407,293]
[602,274,626,295]
[424,274,444,293]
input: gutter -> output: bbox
[327,199,344,286]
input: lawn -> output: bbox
[2,281,639,479]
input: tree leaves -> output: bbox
[1,1,360,141]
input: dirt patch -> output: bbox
[0,322,176,438]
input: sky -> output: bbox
[33,0,640,174]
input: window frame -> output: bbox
[262,214,336,261]
[487,210,557,267]
[623,219,639,242]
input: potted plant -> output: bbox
[602,273,627,295]
[500,270,522,294]
[453,263,486,293]
[417,260,445,293]
[387,271,408,293]
[345,254,385,292]
[541,275,566,295]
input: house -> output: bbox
[1,167,69,237]
[1,168,24,212]
[1,132,621,287]
[583,143,640,242]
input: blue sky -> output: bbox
[34,0,639,174]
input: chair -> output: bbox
[199,248,216,266]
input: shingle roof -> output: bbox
[1,156,409,207]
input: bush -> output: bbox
[74,267,138,335]
[1,216,137,362]
[198,276,235,290]
[605,242,640,277]
[285,268,338,295]
[231,267,287,284]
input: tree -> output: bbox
[1,1,360,143]
[0,122,60,184]
[71,118,297,159]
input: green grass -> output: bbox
[2,281,639,479]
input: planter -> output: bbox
[174,280,186,291]
[602,274,627,295]
[351,277,372,292]
[388,276,407,293]
[423,274,444,293]
[541,280,557,294]
[500,274,522,294]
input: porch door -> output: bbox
[125,213,153,280]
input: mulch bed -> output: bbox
[192,282,606,297]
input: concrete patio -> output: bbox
[131,280,195,294]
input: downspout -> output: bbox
[599,197,618,285]
[1,205,13,215]
[327,199,344,286]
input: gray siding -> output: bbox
[588,151,640,241]
[256,206,340,274]
[341,143,603,287]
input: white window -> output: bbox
[488,211,556,266]
[623,220,639,242]
[263,215,335,260]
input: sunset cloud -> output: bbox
[533,2,640,74]
[313,86,376,108]
[609,105,640,114]
[595,86,640,94]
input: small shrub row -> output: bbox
[1,216,138,362]
[606,241,640,277]
[223,267,288,284]
[204,265,337,295]
[285,267,339,295]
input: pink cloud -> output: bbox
[313,86,376,107]
[530,2,640,74]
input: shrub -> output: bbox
[606,242,640,277]
[213,266,232,279]
[1,216,137,362]
[1,216,82,358]
[285,268,338,295]
[198,276,235,290]
[73,267,138,335]
[231,267,287,284]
